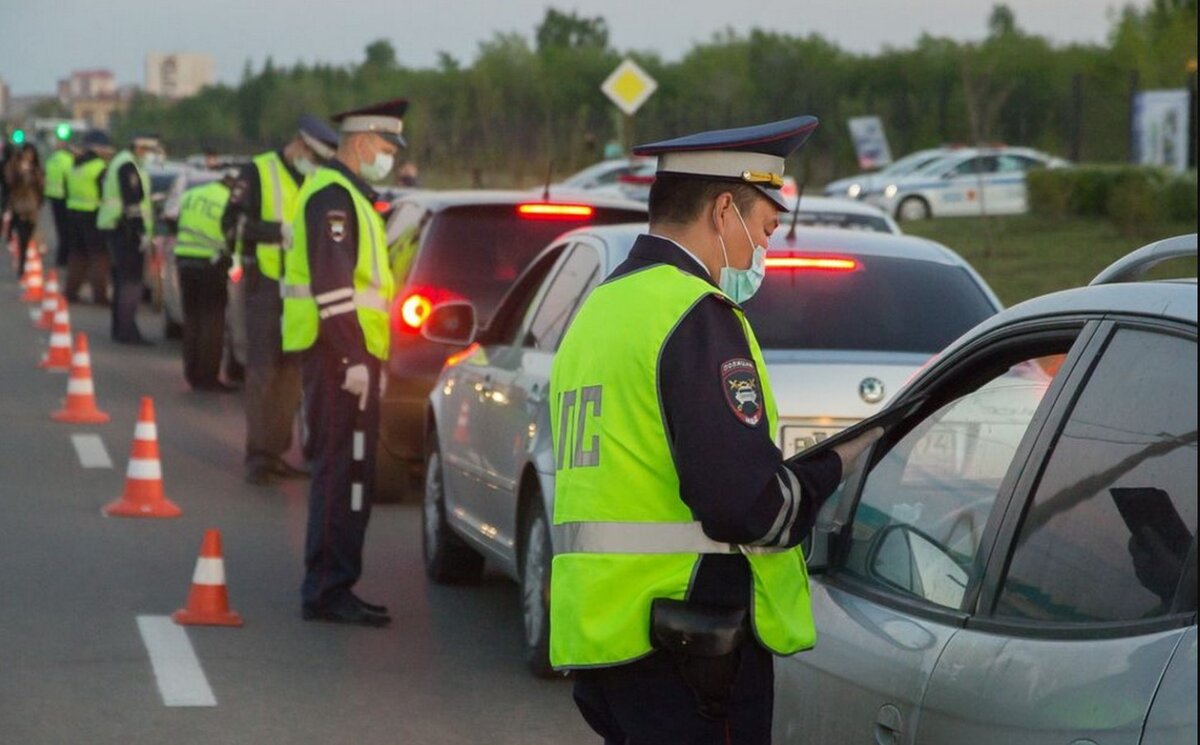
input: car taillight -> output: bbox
[392,286,462,335]
[765,254,860,272]
[373,200,392,214]
[516,203,595,220]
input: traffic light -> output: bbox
[11,129,25,145]
[55,122,72,141]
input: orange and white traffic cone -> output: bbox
[51,333,110,424]
[39,297,73,371]
[172,529,243,627]
[103,397,182,518]
[19,248,44,303]
[36,269,61,329]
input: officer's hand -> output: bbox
[341,364,371,411]
[832,427,884,477]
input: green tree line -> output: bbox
[113,2,1198,186]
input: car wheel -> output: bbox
[896,196,931,222]
[422,444,484,584]
[520,503,556,678]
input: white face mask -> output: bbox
[359,151,395,184]
[293,156,317,176]
[717,202,768,304]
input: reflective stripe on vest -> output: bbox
[96,150,152,231]
[281,166,395,360]
[65,158,105,212]
[548,262,815,670]
[44,150,74,200]
[244,151,299,280]
[174,180,230,260]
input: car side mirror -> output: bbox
[421,301,477,346]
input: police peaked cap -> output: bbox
[332,98,409,147]
[297,114,339,159]
[130,131,162,149]
[634,115,819,211]
[82,130,113,149]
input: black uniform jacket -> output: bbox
[607,235,843,610]
[298,160,379,369]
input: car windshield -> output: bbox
[408,203,645,320]
[742,255,995,353]
[881,151,945,177]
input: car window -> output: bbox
[522,245,602,351]
[743,256,996,353]
[482,245,569,346]
[949,156,998,177]
[407,204,644,322]
[788,211,894,234]
[995,155,1041,173]
[995,329,1198,623]
[840,352,1070,610]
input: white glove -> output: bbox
[341,364,371,411]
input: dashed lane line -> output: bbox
[71,433,113,468]
[136,615,217,707]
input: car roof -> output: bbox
[788,194,894,219]
[394,188,647,213]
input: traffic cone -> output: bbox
[51,333,110,424]
[172,529,243,627]
[19,248,44,303]
[103,397,182,518]
[36,269,60,329]
[39,297,73,371]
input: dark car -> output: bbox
[377,190,647,500]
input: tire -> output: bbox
[896,196,932,222]
[422,444,484,584]
[519,503,556,678]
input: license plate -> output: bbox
[780,420,856,459]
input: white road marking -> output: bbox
[136,615,217,707]
[71,434,113,468]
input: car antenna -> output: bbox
[786,176,807,241]
[541,159,553,202]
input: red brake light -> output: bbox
[399,293,433,330]
[374,200,392,214]
[517,203,595,220]
[766,255,860,272]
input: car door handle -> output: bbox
[874,704,903,745]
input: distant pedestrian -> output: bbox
[64,131,113,305]
[5,144,44,278]
[98,133,160,345]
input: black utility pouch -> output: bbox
[650,598,749,720]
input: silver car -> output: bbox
[777,234,1196,744]
[419,223,1001,676]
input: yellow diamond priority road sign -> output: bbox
[601,58,658,116]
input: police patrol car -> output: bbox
[866,146,1069,221]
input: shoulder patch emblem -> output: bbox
[326,210,348,242]
[720,358,763,427]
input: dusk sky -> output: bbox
[1,0,1143,95]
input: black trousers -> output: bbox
[107,230,144,341]
[243,268,302,470]
[572,645,775,745]
[13,218,34,278]
[178,259,228,388]
[65,210,109,303]
[50,198,70,267]
[300,344,381,612]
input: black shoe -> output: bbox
[351,593,389,616]
[270,459,311,479]
[302,602,391,627]
[244,466,275,486]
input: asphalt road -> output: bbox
[0,266,593,744]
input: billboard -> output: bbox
[847,116,893,170]
[1132,89,1191,173]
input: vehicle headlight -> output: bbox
[847,183,862,199]
[884,184,899,199]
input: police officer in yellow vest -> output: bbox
[64,130,114,305]
[222,114,338,484]
[175,171,236,391]
[550,117,882,744]
[43,133,76,269]
[283,99,402,627]
[98,133,159,344]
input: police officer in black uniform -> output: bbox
[558,118,883,744]
[105,133,161,345]
[288,100,405,627]
[222,114,339,485]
